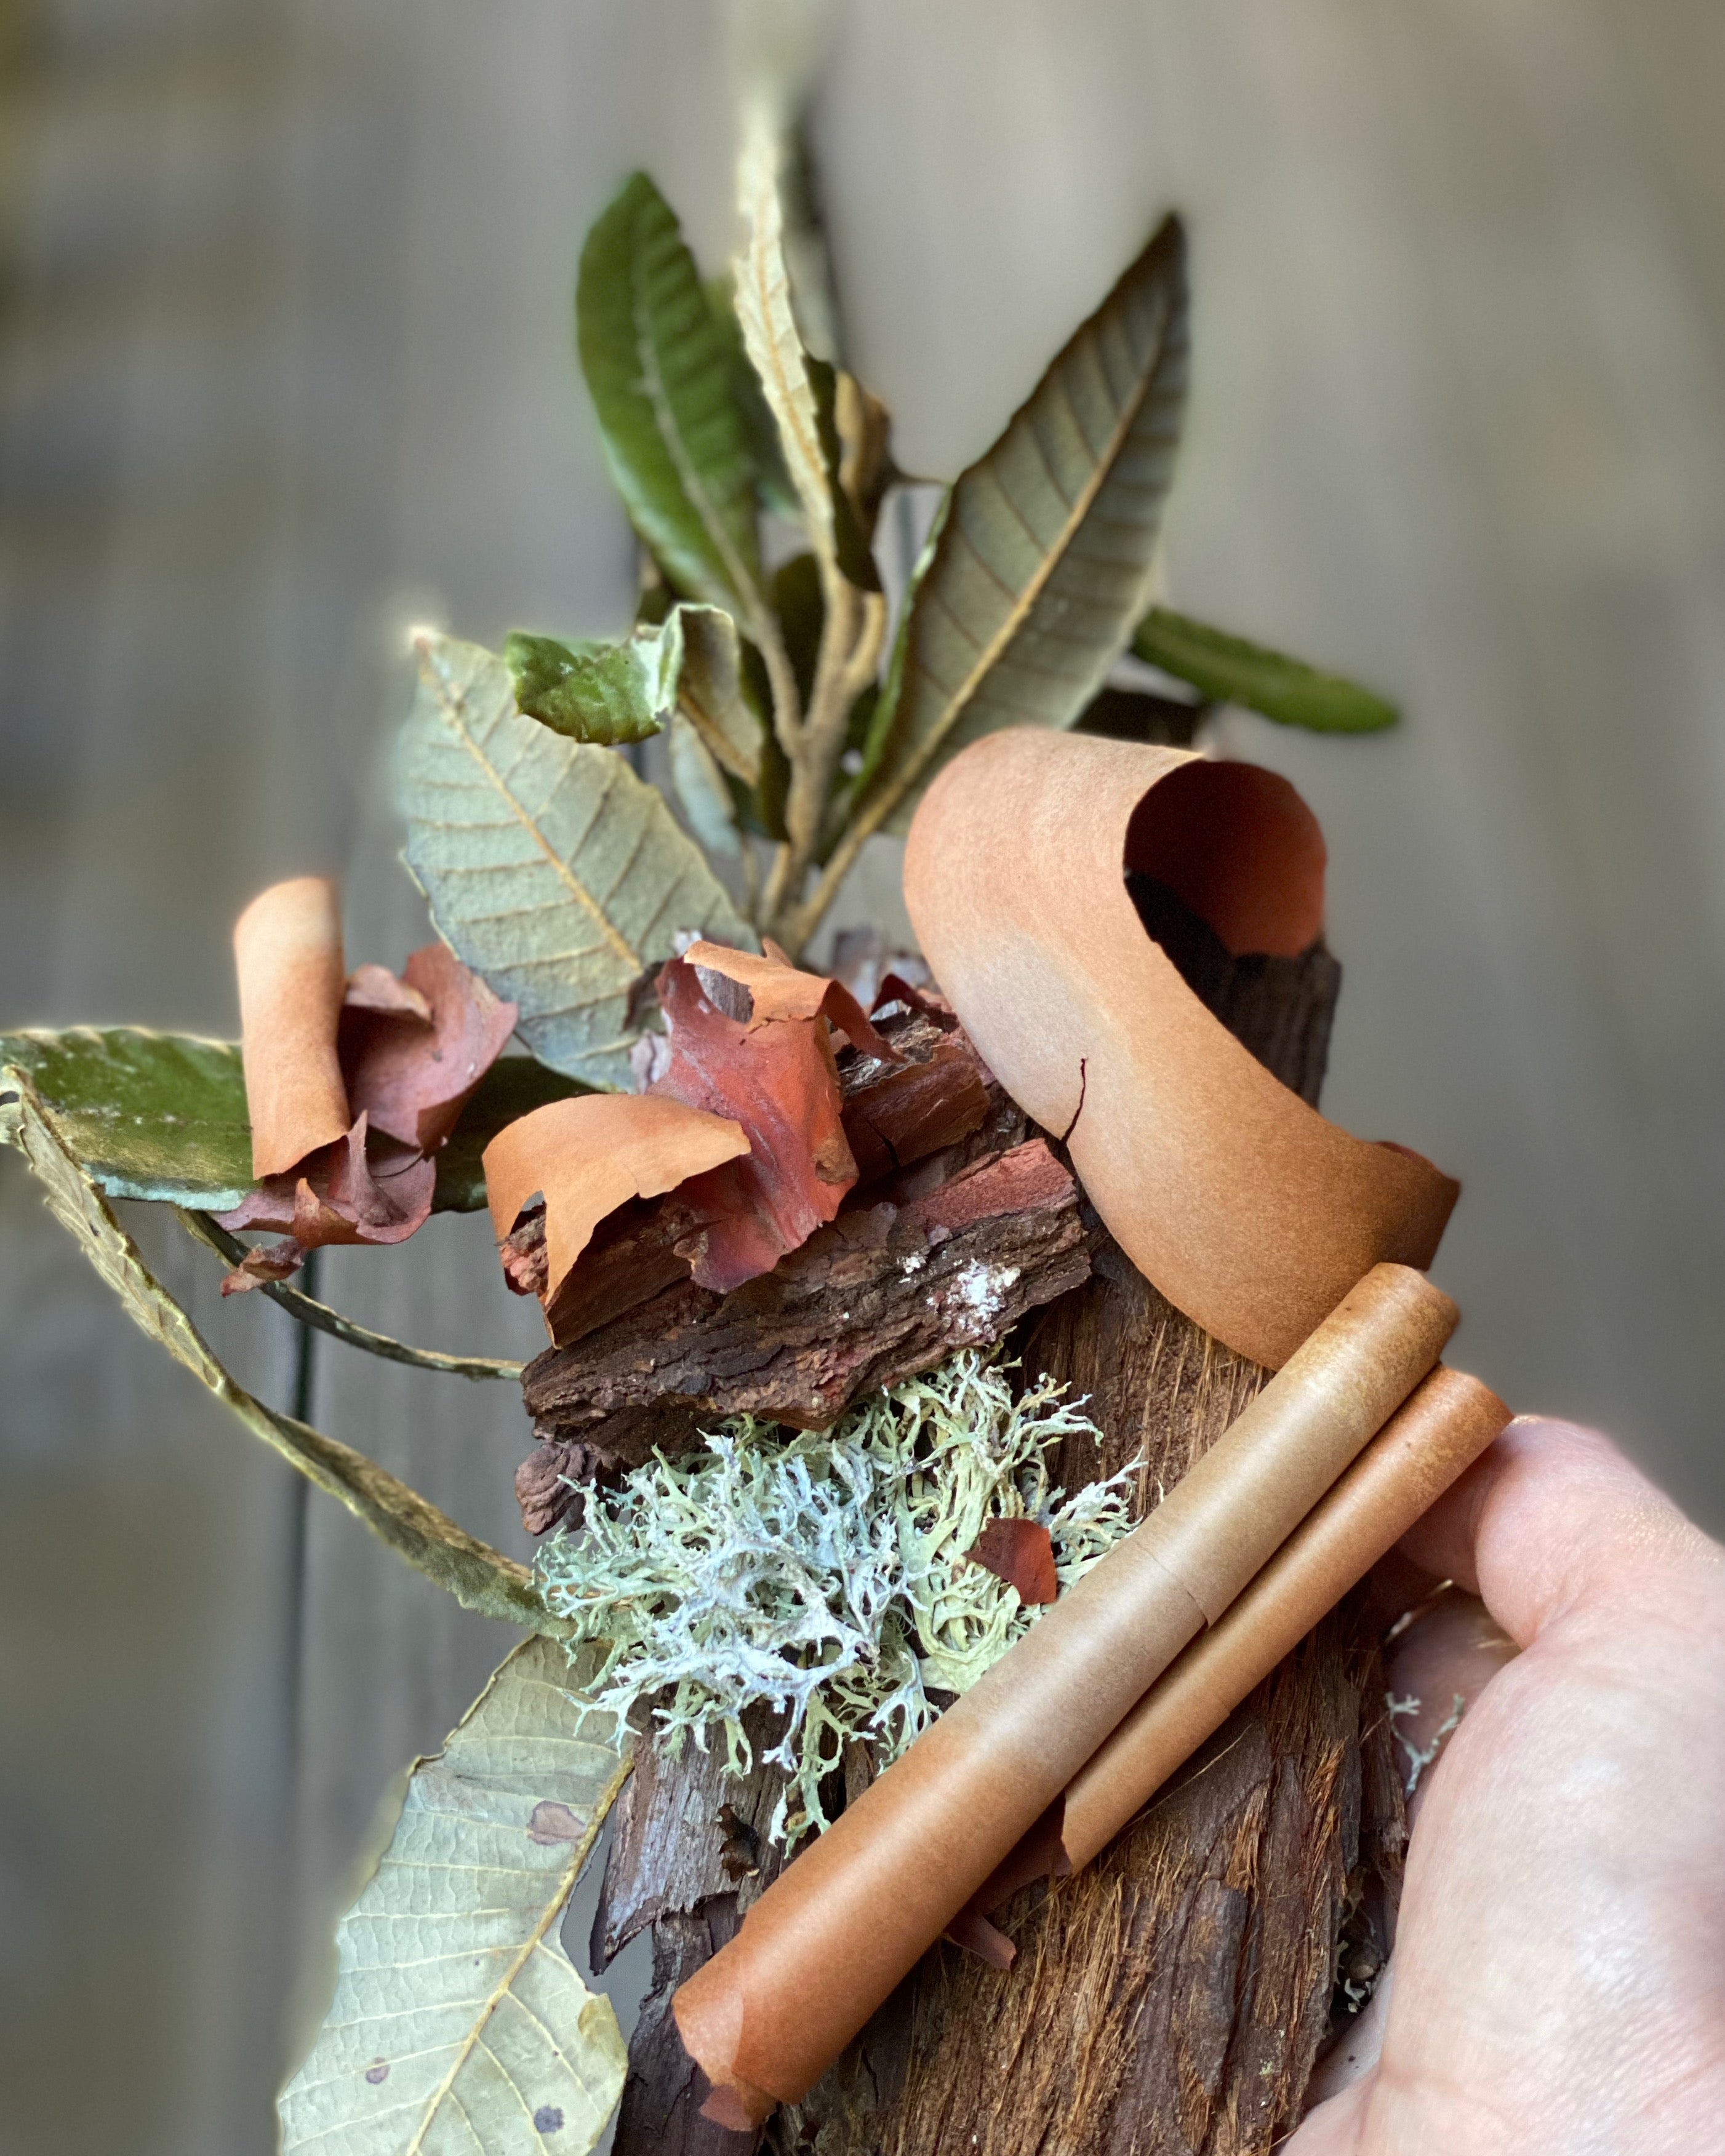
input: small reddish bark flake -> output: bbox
[964,1517,1059,1605]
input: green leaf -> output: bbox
[0,1025,582,1218]
[1131,606,1399,732]
[861,215,1190,823]
[577,171,764,617]
[0,1064,545,1628]
[505,628,675,746]
[279,1635,631,2156]
[401,632,753,1092]
[0,1026,254,1208]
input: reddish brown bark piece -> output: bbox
[839,1040,990,1184]
[519,1138,1097,1468]
[965,1519,1058,1606]
[649,954,869,1293]
[513,1004,1009,1448]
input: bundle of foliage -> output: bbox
[0,116,1399,2156]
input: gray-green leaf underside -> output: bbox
[1131,605,1399,732]
[279,1636,631,2156]
[577,170,764,618]
[0,1026,581,1215]
[0,1064,545,1628]
[862,214,1190,824]
[401,632,752,1092]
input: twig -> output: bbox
[178,1209,524,1382]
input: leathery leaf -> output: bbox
[577,170,765,618]
[401,631,751,1092]
[0,1025,254,1208]
[861,215,1189,826]
[1131,605,1399,733]
[279,1635,631,2156]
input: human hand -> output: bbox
[1291,1418,1725,2155]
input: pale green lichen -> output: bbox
[535,1352,1137,1843]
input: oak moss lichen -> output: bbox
[535,1352,1136,1842]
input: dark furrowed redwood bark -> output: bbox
[774,922,1406,2156]
[614,901,1403,2156]
[596,1703,798,2155]
[520,1136,1095,1467]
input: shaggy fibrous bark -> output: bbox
[515,1006,1097,1490]
[773,919,1405,2156]
[602,894,1401,2156]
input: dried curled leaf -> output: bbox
[342,941,519,1155]
[278,1636,631,2156]
[672,601,764,783]
[966,1517,1059,1606]
[214,1117,437,1286]
[219,893,517,1285]
[733,124,879,594]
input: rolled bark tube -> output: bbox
[1064,1364,1508,1874]
[673,1261,1457,2124]
[233,877,350,1178]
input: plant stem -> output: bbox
[762,575,887,958]
[178,1210,524,1381]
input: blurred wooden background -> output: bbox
[4,1,1725,2148]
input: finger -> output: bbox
[1283,2073,1368,2154]
[1398,1415,1719,1651]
